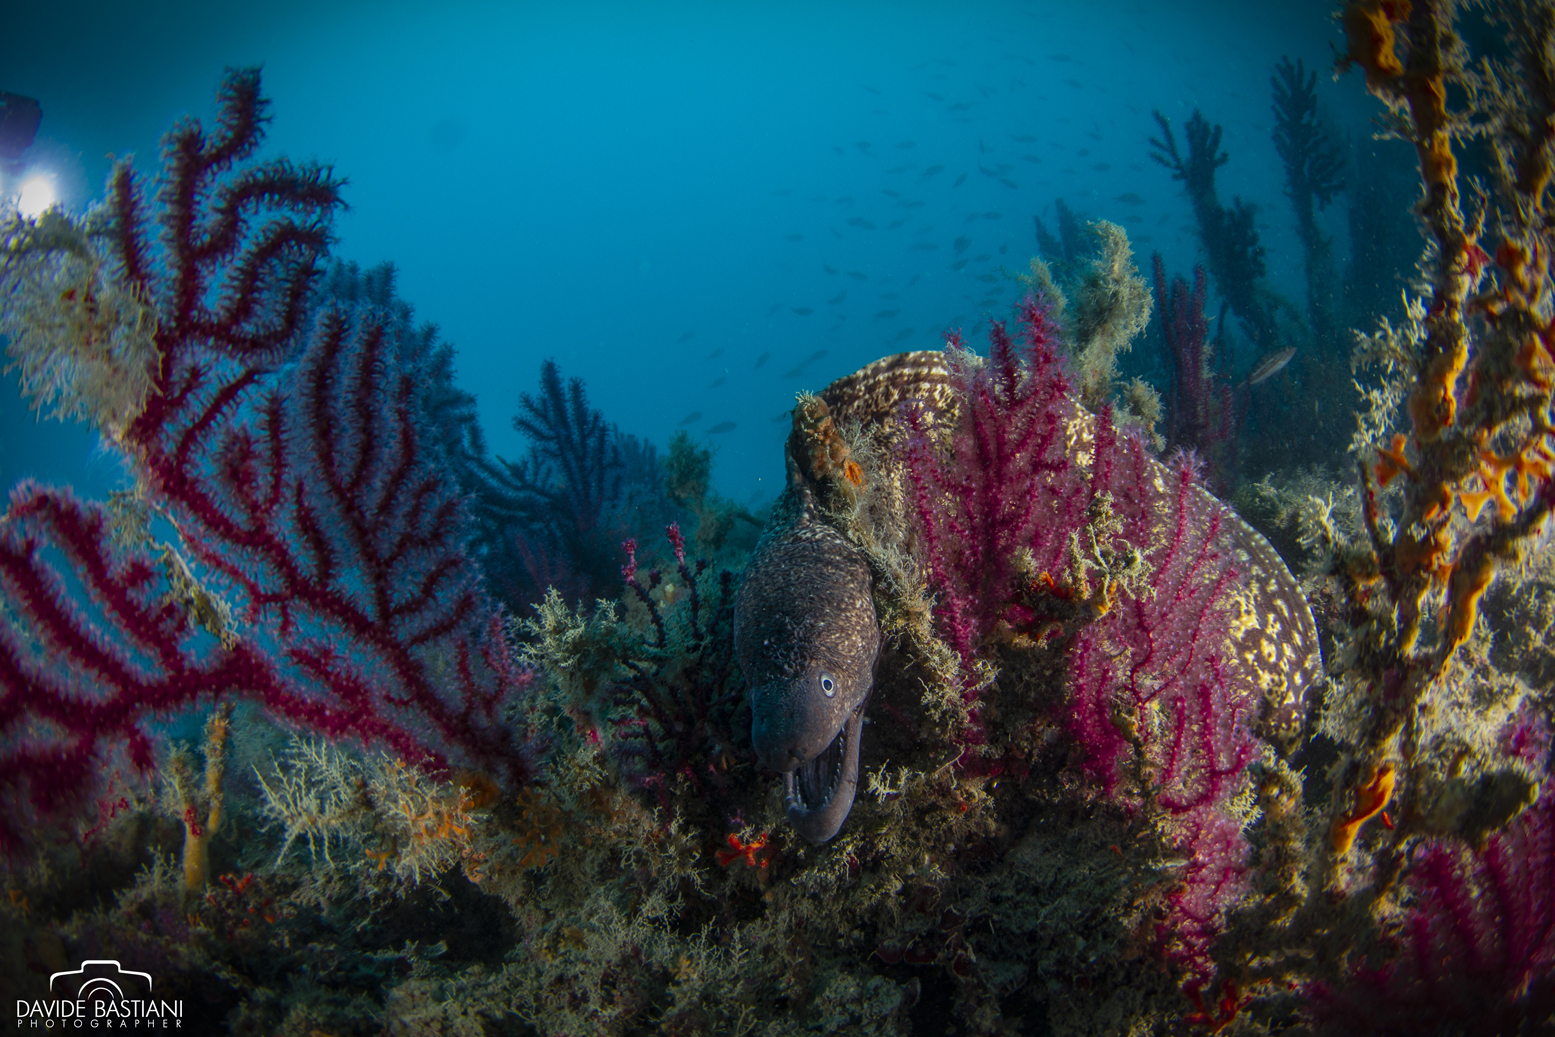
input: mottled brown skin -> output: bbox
[733,353,959,844]
[734,442,880,844]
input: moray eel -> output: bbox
[734,351,1322,844]
[733,432,881,844]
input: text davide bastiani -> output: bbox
[14,997,184,1028]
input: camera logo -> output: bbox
[16,958,183,1028]
[49,960,153,1000]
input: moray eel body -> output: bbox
[735,351,1322,844]
[734,450,880,844]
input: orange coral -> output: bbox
[1331,764,1396,853]
[1374,433,1414,486]
[1440,549,1497,658]
[1341,0,1412,91]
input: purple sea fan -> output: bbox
[1065,448,1265,988]
[1308,714,1555,1036]
[902,293,1085,677]
[904,292,1321,993]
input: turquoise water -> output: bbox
[2,0,1348,503]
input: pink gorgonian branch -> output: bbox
[0,68,535,855]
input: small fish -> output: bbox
[807,349,829,362]
[896,140,916,148]
[1021,154,1043,164]
[855,141,872,151]
[709,375,727,388]
[848,270,869,281]
[1091,162,1111,172]
[828,291,848,305]
[924,91,945,101]
[792,307,814,316]
[952,258,969,270]
[783,366,807,378]
[876,308,900,319]
[948,101,972,111]
[755,351,770,370]
[706,348,725,359]
[1115,192,1147,205]
[893,327,915,341]
[1247,346,1297,385]
[999,177,1020,189]
[825,264,839,274]
[922,164,945,177]
[847,217,877,230]
[881,188,901,197]
[953,173,967,187]
[1064,78,1083,88]
[708,422,737,434]
[907,273,922,287]
[1009,133,1037,142]
[954,236,971,252]
[678,411,703,426]
[888,219,905,229]
[861,83,881,94]
[677,330,696,342]
[772,410,793,423]
[785,233,804,241]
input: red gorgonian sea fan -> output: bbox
[0,68,535,855]
[904,293,1321,994]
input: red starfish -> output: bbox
[716,832,770,869]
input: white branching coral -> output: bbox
[0,205,160,437]
[254,736,489,887]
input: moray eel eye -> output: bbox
[820,673,836,697]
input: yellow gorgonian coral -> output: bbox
[0,206,160,438]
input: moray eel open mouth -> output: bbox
[782,697,867,844]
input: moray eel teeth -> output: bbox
[783,697,867,844]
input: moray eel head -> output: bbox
[735,519,880,844]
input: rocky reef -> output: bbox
[1,3,1554,1034]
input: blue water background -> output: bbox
[0,0,1368,506]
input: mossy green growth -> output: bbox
[665,429,713,509]
[663,428,763,556]
[1020,222,1162,446]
